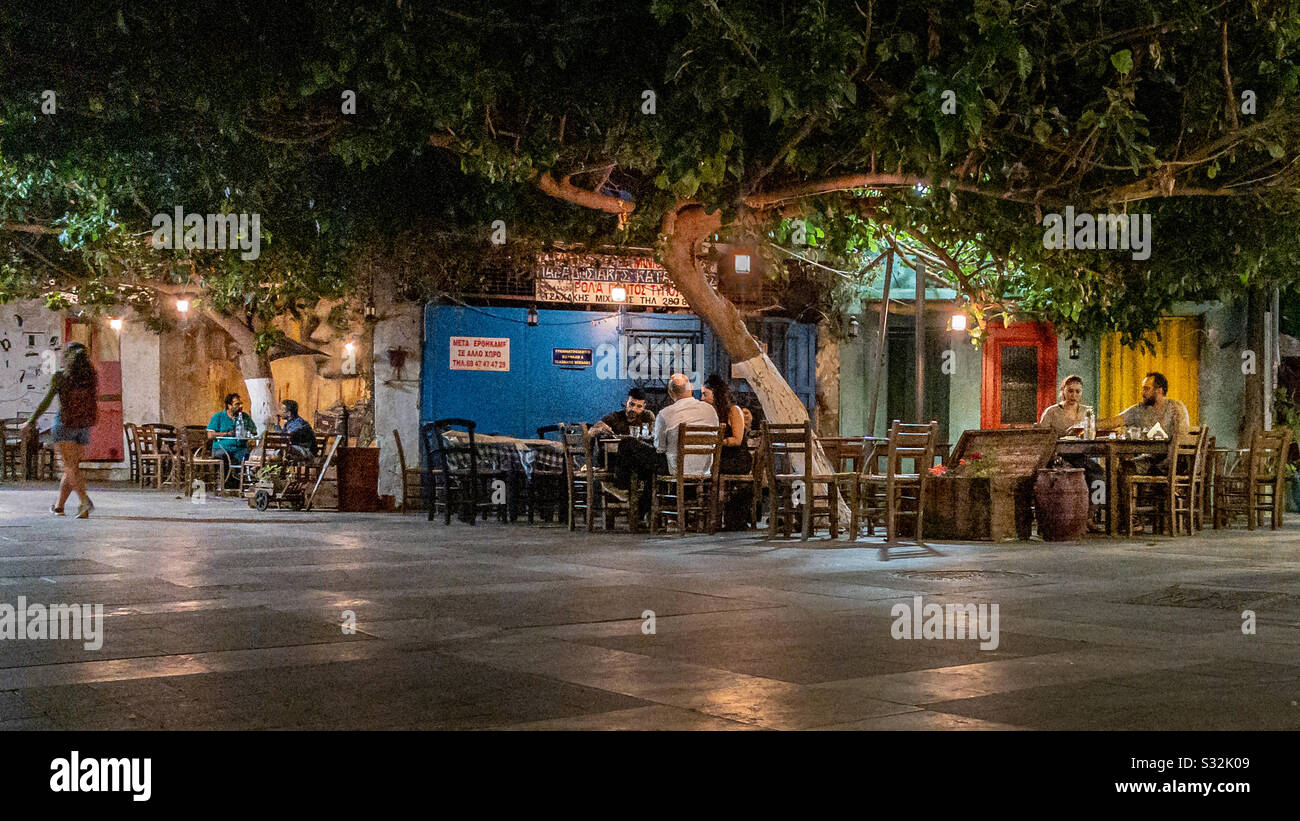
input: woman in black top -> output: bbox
[702,373,754,529]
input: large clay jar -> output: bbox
[1034,467,1088,541]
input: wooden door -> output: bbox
[981,320,1057,428]
[65,320,124,461]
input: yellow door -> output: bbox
[1099,316,1201,425]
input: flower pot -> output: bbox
[1034,468,1088,541]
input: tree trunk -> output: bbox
[659,203,851,524]
[1243,288,1266,442]
[204,309,277,432]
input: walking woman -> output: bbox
[23,342,98,517]
[702,373,754,530]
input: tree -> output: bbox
[5,1,1300,438]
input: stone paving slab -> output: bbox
[3,485,1300,730]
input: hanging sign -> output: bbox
[534,252,711,309]
[449,336,510,372]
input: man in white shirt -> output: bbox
[654,373,720,475]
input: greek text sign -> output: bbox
[449,336,510,372]
[535,252,708,308]
[553,348,593,368]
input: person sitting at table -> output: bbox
[611,373,717,516]
[207,392,258,471]
[587,387,656,441]
[1097,371,1191,436]
[703,373,753,530]
[1038,374,1105,505]
[271,399,316,462]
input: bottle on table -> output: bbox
[1084,409,1096,440]
[236,416,246,439]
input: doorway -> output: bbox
[980,320,1058,428]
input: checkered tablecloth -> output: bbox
[438,433,565,480]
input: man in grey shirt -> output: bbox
[1099,371,1191,436]
[654,373,720,475]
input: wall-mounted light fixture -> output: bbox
[175,299,190,315]
[610,285,628,303]
[109,317,124,332]
[948,313,967,332]
[526,306,539,326]
[847,316,860,338]
[1068,338,1081,360]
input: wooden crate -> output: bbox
[924,429,1058,541]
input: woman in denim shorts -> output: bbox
[23,342,99,518]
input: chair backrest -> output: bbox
[1162,428,1195,481]
[431,418,477,475]
[559,422,590,478]
[1249,427,1291,483]
[887,420,938,478]
[181,427,210,458]
[393,429,409,473]
[674,424,723,478]
[1184,426,1211,484]
[763,421,814,482]
[820,437,864,473]
[123,422,138,454]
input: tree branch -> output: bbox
[537,171,636,215]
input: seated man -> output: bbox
[1098,371,1191,436]
[587,387,656,441]
[207,392,258,471]
[613,374,717,513]
[272,399,316,463]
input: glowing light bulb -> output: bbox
[109,317,123,331]
[175,299,190,314]
[734,254,751,274]
[950,314,967,332]
[610,286,627,303]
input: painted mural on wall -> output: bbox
[0,300,62,427]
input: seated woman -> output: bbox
[1038,374,1105,490]
[703,373,754,531]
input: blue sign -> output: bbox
[553,348,593,368]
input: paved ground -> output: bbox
[1,482,1299,730]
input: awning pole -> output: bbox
[915,257,926,423]
[865,250,893,436]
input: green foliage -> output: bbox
[2,0,1300,351]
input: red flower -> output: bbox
[928,464,947,476]
[959,458,967,466]
[969,452,982,460]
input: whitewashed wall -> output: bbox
[0,299,64,428]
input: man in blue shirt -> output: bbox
[207,392,257,468]
[272,399,316,462]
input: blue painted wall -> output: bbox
[423,305,818,436]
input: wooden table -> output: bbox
[1055,438,1173,535]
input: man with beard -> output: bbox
[1099,372,1191,436]
[587,387,656,441]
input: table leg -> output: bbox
[628,474,640,532]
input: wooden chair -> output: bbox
[123,422,141,485]
[763,420,840,540]
[717,441,761,532]
[650,424,723,536]
[1125,427,1207,536]
[1214,427,1292,530]
[0,420,22,481]
[526,425,568,523]
[137,424,179,490]
[844,421,938,543]
[559,423,631,530]
[179,427,226,498]
[392,429,425,512]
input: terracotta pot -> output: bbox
[1034,468,1088,541]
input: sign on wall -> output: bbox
[535,252,713,309]
[449,336,510,372]
[553,348,593,369]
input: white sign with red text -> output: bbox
[449,336,510,372]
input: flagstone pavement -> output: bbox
[1,484,1298,730]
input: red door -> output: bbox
[65,320,124,461]
[980,320,1057,429]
